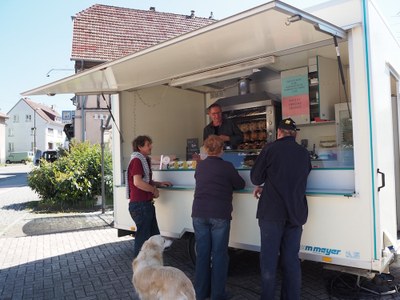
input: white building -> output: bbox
[6,98,65,155]
[0,112,9,164]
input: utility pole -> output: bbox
[32,109,37,153]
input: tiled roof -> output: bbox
[23,98,61,125]
[71,4,217,62]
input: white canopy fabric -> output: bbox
[22,0,346,97]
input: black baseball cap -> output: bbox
[278,118,300,131]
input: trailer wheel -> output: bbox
[188,233,196,265]
[6,160,10,164]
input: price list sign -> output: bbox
[186,138,199,160]
[281,67,310,124]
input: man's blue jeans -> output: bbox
[193,217,231,300]
[258,219,303,300]
[129,201,160,257]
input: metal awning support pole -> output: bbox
[100,119,105,214]
[100,115,112,214]
[333,35,352,120]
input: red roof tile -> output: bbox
[71,4,216,62]
[23,98,61,125]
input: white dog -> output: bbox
[132,234,196,300]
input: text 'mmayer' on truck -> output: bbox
[22,0,400,280]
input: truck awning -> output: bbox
[22,0,346,97]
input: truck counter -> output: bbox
[152,168,355,197]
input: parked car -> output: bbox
[6,151,34,164]
[41,150,59,163]
[34,150,60,166]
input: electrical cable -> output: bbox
[328,272,400,299]
[101,93,124,143]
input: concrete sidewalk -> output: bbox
[0,182,140,299]
[0,227,136,299]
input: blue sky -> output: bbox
[1,0,399,115]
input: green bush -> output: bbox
[28,141,113,209]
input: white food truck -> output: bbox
[23,0,400,279]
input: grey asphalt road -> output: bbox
[1,164,400,299]
[0,164,31,187]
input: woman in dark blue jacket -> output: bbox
[192,135,245,300]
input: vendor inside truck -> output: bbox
[203,103,243,150]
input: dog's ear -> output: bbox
[148,239,162,252]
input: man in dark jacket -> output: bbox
[203,103,243,149]
[250,118,311,300]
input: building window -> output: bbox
[26,114,32,122]
[8,128,14,137]
[8,143,14,152]
[13,115,19,123]
[48,128,54,136]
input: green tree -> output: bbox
[28,140,113,209]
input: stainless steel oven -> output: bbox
[217,92,281,151]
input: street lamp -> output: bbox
[46,68,74,77]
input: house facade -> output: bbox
[6,98,65,156]
[69,5,216,143]
[0,112,9,164]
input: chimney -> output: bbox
[149,7,155,11]
[190,10,195,18]
[209,12,214,19]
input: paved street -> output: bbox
[1,165,400,299]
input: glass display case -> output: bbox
[222,150,259,169]
[335,102,354,167]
